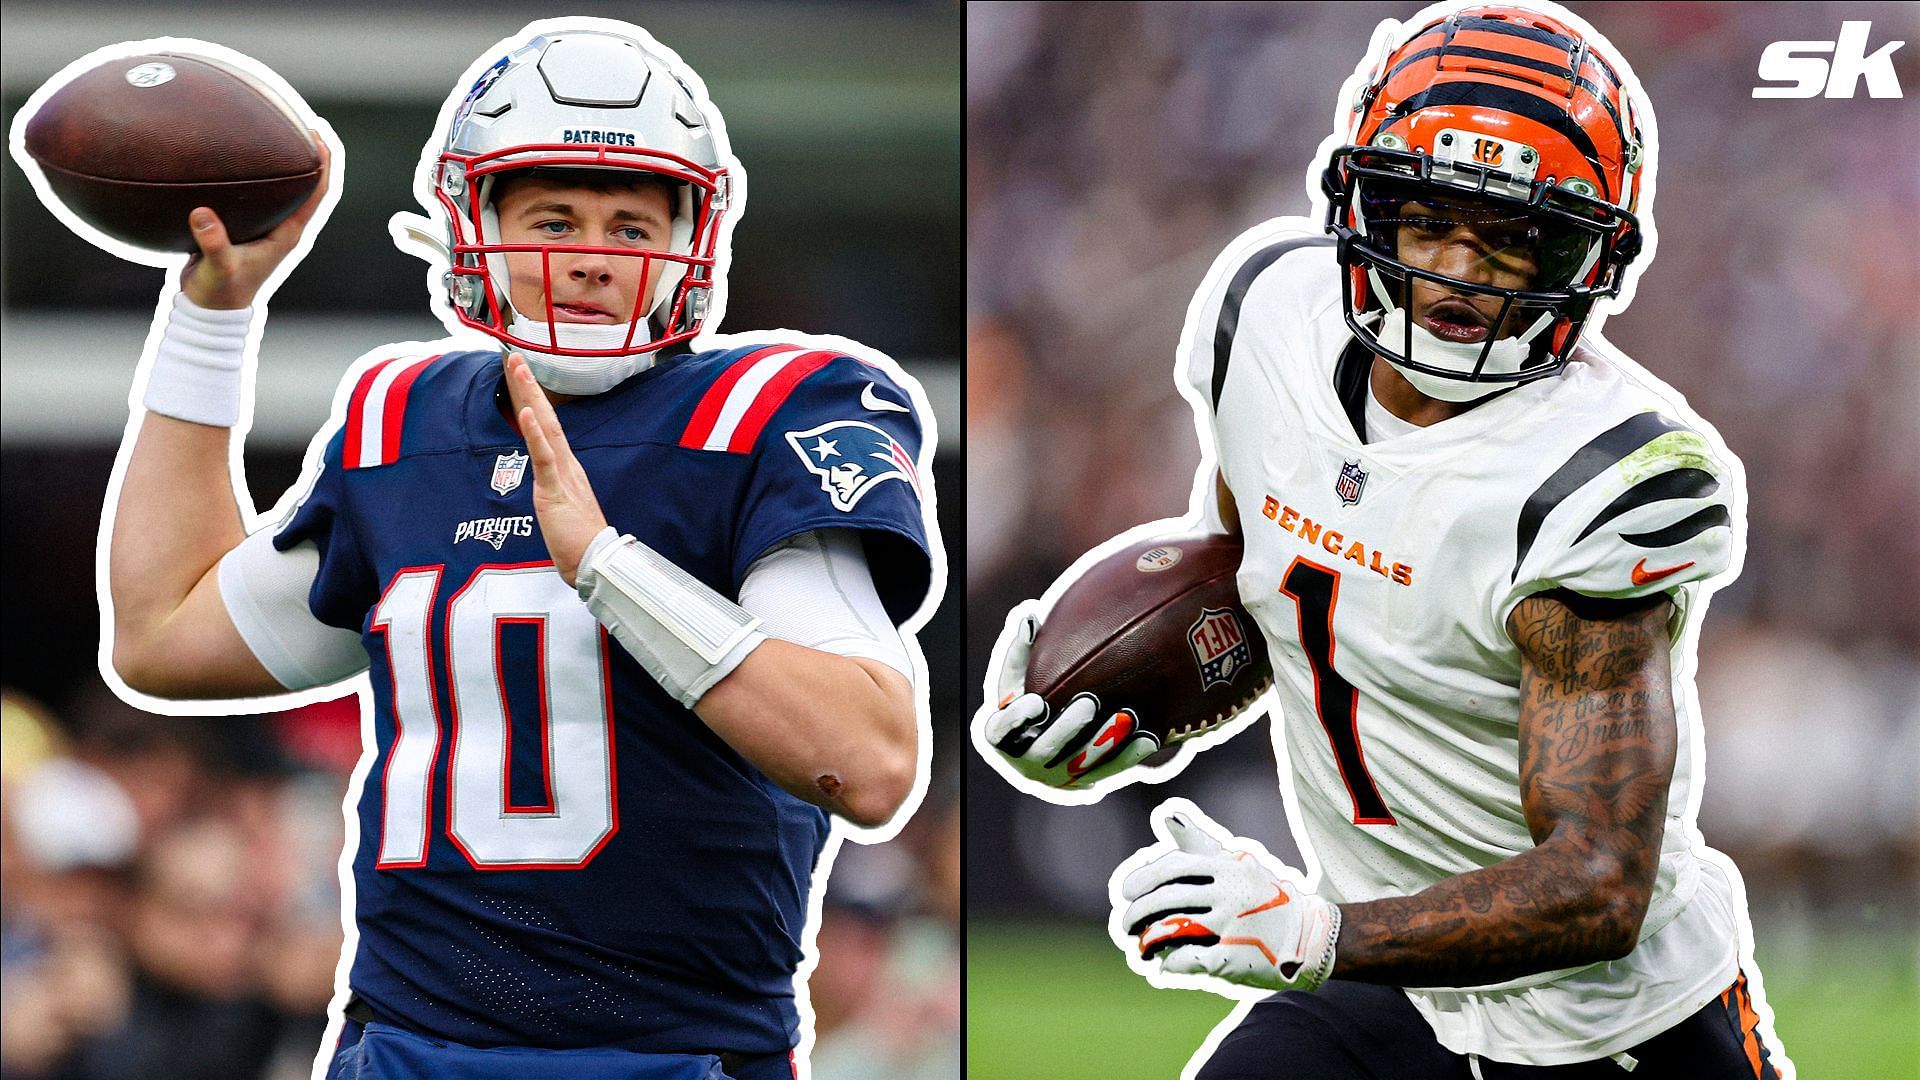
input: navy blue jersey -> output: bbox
[275,343,931,1054]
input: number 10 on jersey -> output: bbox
[371,564,619,871]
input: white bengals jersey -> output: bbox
[1181,219,1750,1065]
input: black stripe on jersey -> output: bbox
[1512,411,1687,581]
[1622,505,1731,549]
[1385,82,1607,198]
[1572,467,1720,546]
[1211,236,1336,410]
[1333,339,1372,441]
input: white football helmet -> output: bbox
[408,28,734,393]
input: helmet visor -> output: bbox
[1358,178,1597,294]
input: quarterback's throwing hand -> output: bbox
[979,604,1159,789]
[1118,805,1341,993]
[181,131,332,311]
[505,352,609,586]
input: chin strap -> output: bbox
[502,316,657,395]
[1369,307,1533,403]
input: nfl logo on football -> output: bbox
[1336,459,1368,506]
[491,451,529,496]
[1188,607,1252,690]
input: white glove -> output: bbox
[1117,805,1340,992]
[977,603,1160,789]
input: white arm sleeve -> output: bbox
[216,529,369,690]
[739,529,913,681]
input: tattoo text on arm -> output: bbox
[1331,590,1676,988]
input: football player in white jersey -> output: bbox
[976,3,1789,1077]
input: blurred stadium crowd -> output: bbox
[0,688,959,1080]
[967,0,1919,922]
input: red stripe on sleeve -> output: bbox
[726,350,839,453]
[678,345,795,449]
[378,356,441,465]
[341,360,394,470]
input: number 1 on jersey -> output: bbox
[1280,557,1396,825]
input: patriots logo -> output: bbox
[786,420,920,512]
[453,56,510,128]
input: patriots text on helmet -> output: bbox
[560,129,639,147]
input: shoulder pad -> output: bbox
[341,353,446,470]
[1511,412,1737,598]
[676,344,848,454]
[1182,220,1335,413]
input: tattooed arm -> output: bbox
[1329,589,1677,987]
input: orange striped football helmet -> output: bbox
[1322,5,1646,394]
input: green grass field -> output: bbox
[968,920,1919,1078]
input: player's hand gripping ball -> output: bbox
[982,604,1162,789]
[982,534,1272,788]
[23,53,321,252]
[1118,805,1340,993]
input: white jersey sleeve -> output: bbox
[739,528,912,680]
[1500,412,1740,632]
[217,528,370,689]
[1178,218,1331,428]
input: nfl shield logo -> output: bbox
[491,451,529,496]
[1187,607,1252,691]
[1336,459,1368,506]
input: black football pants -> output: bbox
[1194,973,1781,1079]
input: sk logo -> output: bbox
[491,451,529,495]
[785,420,920,512]
[1755,22,1904,99]
[1336,460,1368,506]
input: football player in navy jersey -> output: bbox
[100,18,941,1080]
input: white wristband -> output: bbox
[575,527,767,707]
[143,292,253,427]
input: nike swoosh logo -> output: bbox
[1235,883,1292,918]
[1139,916,1217,960]
[1631,557,1695,586]
[861,383,910,413]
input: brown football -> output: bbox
[1027,534,1271,746]
[23,53,319,252]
